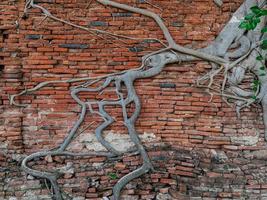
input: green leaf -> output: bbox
[262,27,267,33]
[252,95,257,100]
[251,23,257,30]
[260,66,265,70]
[252,79,261,92]
[239,21,249,29]
[260,73,266,76]
[261,39,267,50]
[251,6,261,15]
[253,80,260,85]
[245,13,255,20]
[254,17,261,23]
[108,172,118,180]
[247,23,254,30]
[260,10,267,16]
[257,55,264,60]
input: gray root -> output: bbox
[10,0,267,199]
[213,0,223,7]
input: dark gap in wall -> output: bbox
[0,64,5,71]
[3,33,8,40]
[35,0,55,4]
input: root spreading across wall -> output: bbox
[9,0,267,199]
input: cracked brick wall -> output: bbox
[1,0,267,199]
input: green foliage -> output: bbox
[261,27,267,33]
[252,79,261,92]
[239,6,267,31]
[261,39,267,50]
[252,95,257,100]
[256,55,264,60]
[108,172,118,180]
[239,5,267,100]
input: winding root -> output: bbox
[13,0,267,199]
[112,164,152,200]
[22,150,115,199]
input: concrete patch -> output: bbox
[68,131,159,152]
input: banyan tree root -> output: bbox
[20,51,179,200]
[214,0,223,7]
[10,0,267,199]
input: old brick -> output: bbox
[207,172,222,178]
[160,178,177,185]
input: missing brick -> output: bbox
[160,83,176,88]
[3,33,8,40]
[89,21,108,27]
[112,12,132,17]
[129,46,144,53]
[35,0,55,3]
[0,64,5,71]
[59,43,89,49]
[25,34,42,40]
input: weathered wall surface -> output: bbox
[2,0,267,199]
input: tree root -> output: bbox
[11,0,267,199]
[22,150,115,200]
[214,0,223,7]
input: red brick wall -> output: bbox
[1,0,267,199]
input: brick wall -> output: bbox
[2,0,267,199]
